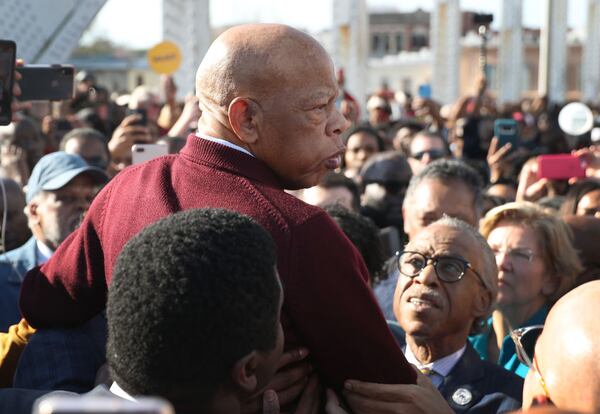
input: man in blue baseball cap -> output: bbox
[0,152,107,332]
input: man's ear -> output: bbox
[228,97,261,145]
[24,202,40,226]
[472,287,493,318]
[231,350,259,395]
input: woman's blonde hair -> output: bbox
[480,201,583,302]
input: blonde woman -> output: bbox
[470,202,582,378]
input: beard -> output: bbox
[42,212,84,250]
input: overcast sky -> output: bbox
[81,0,588,49]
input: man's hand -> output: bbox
[516,157,554,201]
[11,59,32,122]
[167,94,201,137]
[262,374,320,414]
[243,347,313,414]
[324,389,349,414]
[108,114,153,159]
[572,145,600,180]
[342,367,454,414]
[486,136,525,183]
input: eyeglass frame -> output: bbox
[395,250,486,284]
[510,325,551,400]
[491,247,537,262]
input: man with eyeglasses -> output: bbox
[374,159,484,320]
[331,217,523,414]
[519,281,600,412]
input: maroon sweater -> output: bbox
[20,135,416,387]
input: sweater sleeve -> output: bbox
[284,213,416,389]
[19,186,111,328]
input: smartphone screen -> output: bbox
[0,40,16,125]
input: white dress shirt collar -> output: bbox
[404,343,466,378]
[35,240,54,265]
[110,381,137,402]
[196,132,254,157]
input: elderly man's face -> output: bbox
[403,178,479,240]
[255,53,347,189]
[393,224,488,342]
[33,174,99,250]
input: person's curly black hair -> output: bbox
[324,204,387,284]
[107,208,280,409]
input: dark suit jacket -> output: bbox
[0,237,37,332]
[0,388,54,414]
[13,313,107,393]
[388,322,523,414]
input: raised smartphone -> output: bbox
[494,118,519,150]
[0,40,16,125]
[132,143,169,165]
[537,154,586,180]
[17,64,75,101]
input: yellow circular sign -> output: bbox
[147,41,182,75]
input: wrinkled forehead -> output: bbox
[276,52,338,96]
[407,224,476,258]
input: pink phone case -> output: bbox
[537,154,586,180]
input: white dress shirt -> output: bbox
[196,132,254,157]
[404,344,466,388]
[110,381,137,402]
[35,240,54,264]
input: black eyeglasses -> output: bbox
[412,149,446,161]
[396,251,485,284]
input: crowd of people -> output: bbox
[0,22,599,414]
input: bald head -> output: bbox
[196,24,330,114]
[523,281,600,412]
[193,24,347,190]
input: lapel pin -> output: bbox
[452,388,473,406]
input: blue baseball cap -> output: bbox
[26,152,109,203]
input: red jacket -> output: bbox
[20,134,416,387]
